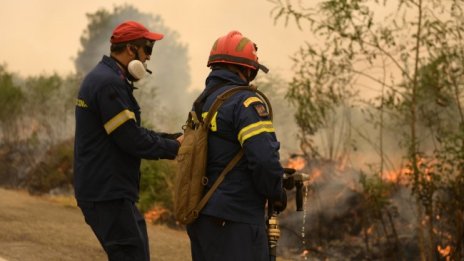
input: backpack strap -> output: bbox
[191,85,273,218]
[193,81,228,124]
[192,149,244,218]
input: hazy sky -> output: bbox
[1,0,309,90]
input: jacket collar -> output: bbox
[101,55,136,90]
[205,68,248,89]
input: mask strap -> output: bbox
[110,55,138,82]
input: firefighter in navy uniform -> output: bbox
[73,21,182,261]
[186,31,286,261]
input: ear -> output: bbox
[126,45,137,57]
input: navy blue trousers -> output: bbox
[187,215,269,261]
[78,199,149,261]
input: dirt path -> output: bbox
[0,188,191,261]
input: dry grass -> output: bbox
[0,188,294,261]
[0,188,190,261]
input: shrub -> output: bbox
[138,159,177,215]
[25,139,74,195]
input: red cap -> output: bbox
[110,21,164,44]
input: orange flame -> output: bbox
[301,249,309,257]
[366,225,374,235]
[437,245,451,259]
[381,168,409,184]
[287,156,306,171]
[144,206,168,224]
[311,168,321,181]
[381,157,438,184]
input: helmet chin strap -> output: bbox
[237,67,257,83]
[248,69,258,82]
[225,65,255,84]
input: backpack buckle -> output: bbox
[190,111,200,124]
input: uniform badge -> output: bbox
[253,103,269,118]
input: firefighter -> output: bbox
[186,31,286,261]
[73,21,183,261]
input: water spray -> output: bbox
[267,167,310,261]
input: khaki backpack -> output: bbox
[173,85,273,225]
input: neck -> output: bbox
[226,65,249,83]
[110,55,127,73]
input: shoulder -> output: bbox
[235,90,270,117]
[226,88,264,105]
[217,89,269,122]
[83,62,119,85]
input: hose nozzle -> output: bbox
[282,168,310,211]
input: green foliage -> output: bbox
[0,65,23,120]
[0,65,24,144]
[359,171,401,258]
[254,74,300,156]
[27,73,80,142]
[359,172,393,213]
[0,63,79,189]
[272,0,464,156]
[432,131,464,215]
[272,0,464,258]
[272,0,464,172]
[138,159,177,214]
[23,74,63,139]
[26,74,62,101]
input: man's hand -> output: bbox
[159,132,183,140]
[176,134,184,145]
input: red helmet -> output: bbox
[207,31,269,73]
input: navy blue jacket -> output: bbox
[74,55,180,202]
[200,69,284,224]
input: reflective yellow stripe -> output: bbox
[238,121,275,145]
[236,37,251,51]
[104,109,136,134]
[76,98,88,108]
[243,97,262,107]
[202,111,218,131]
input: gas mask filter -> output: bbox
[128,60,148,81]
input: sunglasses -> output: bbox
[143,41,155,55]
[130,40,155,56]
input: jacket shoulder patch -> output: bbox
[253,103,269,118]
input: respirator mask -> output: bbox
[128,60,151,81]
[127,43,153,82]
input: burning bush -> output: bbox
[138,159,178,225]
[277,156,423,260]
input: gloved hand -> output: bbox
[283,168,296,175]
[159,132,183,140]
[273,190,287,213]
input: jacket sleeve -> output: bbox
[234,93,284,201]
[96,84,180,160]
[110,122,180,160]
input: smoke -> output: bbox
[255,73,301,158]
[276,157,423,260]
[74,4,195,132]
